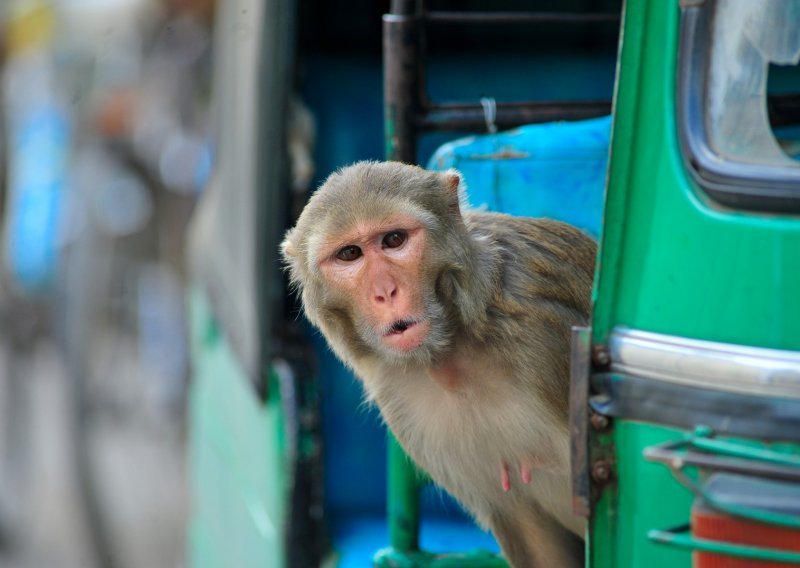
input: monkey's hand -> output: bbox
[500,460,536,493]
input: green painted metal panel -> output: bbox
[589,1,800,567]
[593,0,800,351]
[649,525,800,564]
[589,421,693,568]
[187,287,288,567]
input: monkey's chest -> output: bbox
[378,374,569,517]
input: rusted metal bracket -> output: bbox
[569,326,592,517]
[570,326,616,517]
[588,429,616,505]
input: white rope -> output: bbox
[480,97,498,134]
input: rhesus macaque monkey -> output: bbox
[281,161,595,567]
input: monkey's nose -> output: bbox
[372,275,398,304]
[373,279,398,304]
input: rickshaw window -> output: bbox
[678,0,800,213]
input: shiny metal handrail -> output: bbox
[609,327,800,399]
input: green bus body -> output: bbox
[187,288,288,567]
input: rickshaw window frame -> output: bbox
[677,1,800,214]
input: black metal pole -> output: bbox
[384,14,421,163]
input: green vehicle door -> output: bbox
[584,1,800,566]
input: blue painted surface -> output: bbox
[303,56,385,187]
[302,53,617,184]
[427,115,612,238]
[312,330,389,515]
[333,514,500,568]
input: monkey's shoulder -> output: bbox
[464,211,595,365]
[465,211,596,284]
[466,211,595,257]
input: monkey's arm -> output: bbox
[491,506,584,568]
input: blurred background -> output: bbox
[0,0,213,566]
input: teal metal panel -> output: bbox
[187,287,288,567]
[427,115,611,238]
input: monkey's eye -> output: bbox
[382,230,407,249]
[336,245,362,262]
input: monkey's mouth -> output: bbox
[387,319,415,334]
[382,318,429,352]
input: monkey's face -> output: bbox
[315,212,447,363]
[282,161,469,367]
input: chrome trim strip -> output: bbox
[609,328,800,399]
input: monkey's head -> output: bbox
[281,161,492,368]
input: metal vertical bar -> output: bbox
[383,5,423,556]
[383,13,420,163]
[383,1,424,554]
[387,435,420,551]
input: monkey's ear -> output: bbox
[280,229,302,278]
[440,169,466,218]
[280,231,306,291]
[442,169,461,194]
[280,230,298,259]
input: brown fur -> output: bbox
[282,161,596,567]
